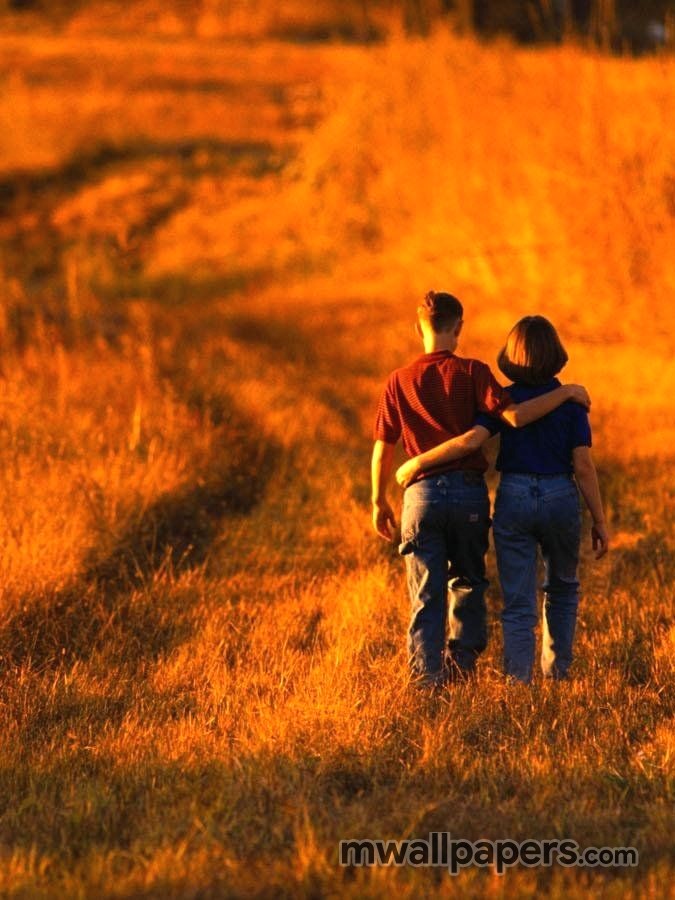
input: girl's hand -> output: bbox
[395,458,421,488]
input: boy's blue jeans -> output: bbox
[493,473,581,684]
[399,472,491,686]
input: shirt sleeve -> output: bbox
[373,374,401,443]
[474,412,501,435]
[570,407,592,448]
[472,361,511,416]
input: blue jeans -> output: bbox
[493,473,581,684]
[399,472,491,685]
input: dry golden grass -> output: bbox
[0,19,673,899]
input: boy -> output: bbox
[371,291,590,688]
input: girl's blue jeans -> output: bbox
[493,473,581,684]
[399,472,491,685]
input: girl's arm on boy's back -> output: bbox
[572,446,610,558]
[395,426,492,487]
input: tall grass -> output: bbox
[285,33,675,335]
[0,23,672,899]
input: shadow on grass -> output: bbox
[0,138,281,211]
[0,401,280,674]
[223,311,319,366]
[270,19,385,44]
[597,457,674,593]
[0,745,402,868]
[0,136,289,316]
[0,740,667,890]
[99,270,269,307]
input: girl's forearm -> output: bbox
[415,437,470,469]
[396,426,492,488]
[575,468,605,524]
[413,426,490,471]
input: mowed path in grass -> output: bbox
[0,30,673,899]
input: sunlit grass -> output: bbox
[0,19,673,899]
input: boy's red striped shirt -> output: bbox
[374,350,511,474]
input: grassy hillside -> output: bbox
[0,24,673,898]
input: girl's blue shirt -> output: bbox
[475,378,592,474]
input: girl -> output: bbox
[395,316,609,683]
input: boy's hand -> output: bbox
[591,521,610,559]
[566,384,591,410]
[372,499,397,542]
[395,458,420,488]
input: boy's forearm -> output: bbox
[371,440,396,504]
[502,386,572,427]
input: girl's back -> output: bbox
[479,378,591,475]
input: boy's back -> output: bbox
[374,349,510,475]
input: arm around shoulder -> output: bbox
[501,384,590,428]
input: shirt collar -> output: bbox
[418,349,455,362]
[511,377,562,389]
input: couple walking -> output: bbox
[371,291,609,688]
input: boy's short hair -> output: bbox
[497,315,568,385]
[417,291,463,333]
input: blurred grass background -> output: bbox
[0,2,673,897]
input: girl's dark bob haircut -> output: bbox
[497,316,568,385]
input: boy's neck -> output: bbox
[422,334,458,354]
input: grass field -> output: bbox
[0,15,674,898]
